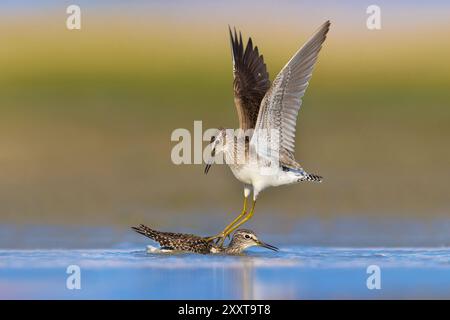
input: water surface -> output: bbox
[1,245,449,299]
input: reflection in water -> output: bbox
[209,258,272,299]
[241,259,254,300]
[195,259,255,299]
[1,247,450,299]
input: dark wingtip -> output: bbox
[247,37,253,50]
[322,20,331,34]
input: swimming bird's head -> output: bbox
[204,128,227,174]
[226,229,278,254]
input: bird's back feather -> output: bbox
[132,224,215,254]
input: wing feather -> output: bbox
[252,21,330,156]
[230,27,271,130]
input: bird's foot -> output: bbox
[206,232,231,247]
[216,233,232,247]
[206,233,225,242]
[216,236,225,247]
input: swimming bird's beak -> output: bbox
[257,240,279,252]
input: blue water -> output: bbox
[1,246,449,299]
[1,221,450,299]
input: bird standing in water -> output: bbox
[205,21,330,244]
[132,224,278,255]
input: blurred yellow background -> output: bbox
[0,1,449,229]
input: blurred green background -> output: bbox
[0,1,449,231]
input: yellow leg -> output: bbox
[223,200,256,238]
[206,196,247,242]
[223,196,248,234]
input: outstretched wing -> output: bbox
[252,21,330,155]
[229,27,271,130]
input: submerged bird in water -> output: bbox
[132,224,278,255]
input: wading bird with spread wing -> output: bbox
[205,21,330,245]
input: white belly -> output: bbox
[229,163,298,191]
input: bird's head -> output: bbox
[228,229,278,253]
[204,127,227,174]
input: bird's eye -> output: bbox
[210,136,216,143]
[244,234,250,239]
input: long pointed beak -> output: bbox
[257,240,279,252]
[204,147,215,175]
[204,163,212,175]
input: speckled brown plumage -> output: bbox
[132,224,216,254]
[132,224,278,255]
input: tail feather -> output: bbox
[131,224,160,240]
[303,173,323,182]
[282,164,323,183]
